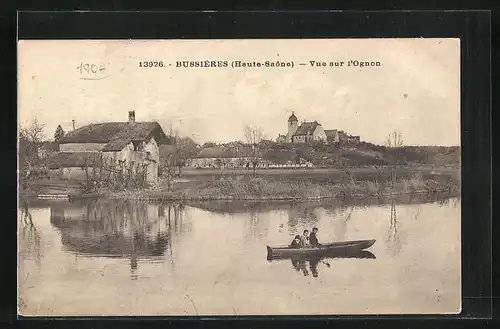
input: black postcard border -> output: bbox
[8,10,493,328]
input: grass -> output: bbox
[21,166,460,202]
[199,178,335,199]
[106,168,460,201]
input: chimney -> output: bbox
[72,119,75,130]
[128,110,135,124]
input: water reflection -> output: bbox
[275,251,376,278]
[19,201,42,266]
[386,199,402,256]
[332,205,354,241]
[49,200,187,275]
[19,195,461,315]
[286,202,320,233]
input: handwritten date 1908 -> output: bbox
[139,61,164,68]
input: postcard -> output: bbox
[18,38,461,316]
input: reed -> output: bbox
[49,169,460,201]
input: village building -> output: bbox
[348,135,361,144]
[47,111,168,182]
[291,121,327,144]
[187,146,313,169]
[261,150,313,168]
[338,130,348,144]
[278,112,360,145]
[187,147,256,169]
[283,112,326,144]
[324,129,340,144]
[276,134,287,143]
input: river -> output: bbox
[18,195,461,316]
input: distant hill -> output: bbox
[261,142,460,167]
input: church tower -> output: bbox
[286,112,298,143]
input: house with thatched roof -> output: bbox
[47,111,169,182]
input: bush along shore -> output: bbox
[102,173,460,202]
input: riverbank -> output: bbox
[20,166,460,202]
[105,176,459,202]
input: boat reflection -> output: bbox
[269,250,376,278]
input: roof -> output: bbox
[194,147,237,158]
[39,141,59,151]
[324,129,338,137]
[58,122,168,152]
[293,121,321,136]
[288,112,298,122]
[46,152,100,169]
[221,141,245,148]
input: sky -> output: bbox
[18,39,460,146]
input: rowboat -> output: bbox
[266,239,376,260]
[268,250,376,262]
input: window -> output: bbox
[132,141,143,151]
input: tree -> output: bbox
[172,136,199,176]
[54,125,65,142]
[244,125,264,176]
[257,139,276,149]
[19,118,45,146]
[18,118,46,177]
[385,130,403,148]
[202,142,217,148]
[384,130,404,186]
[163,120,200,176]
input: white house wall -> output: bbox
[117,139,159,182]
[189,157,253,168]
[313,126,327,141]
[143,138,160,163]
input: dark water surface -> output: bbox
[18,196,461,316]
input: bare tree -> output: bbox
[384,130,404,186]
[165,120,178,139]
[19,118,46,145]
[385,130,403,148]
[244,125,264,176]
[18,118,46,179]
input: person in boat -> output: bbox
[300,230,310,248]
[309,227,321,247]
[289,235,301,248]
